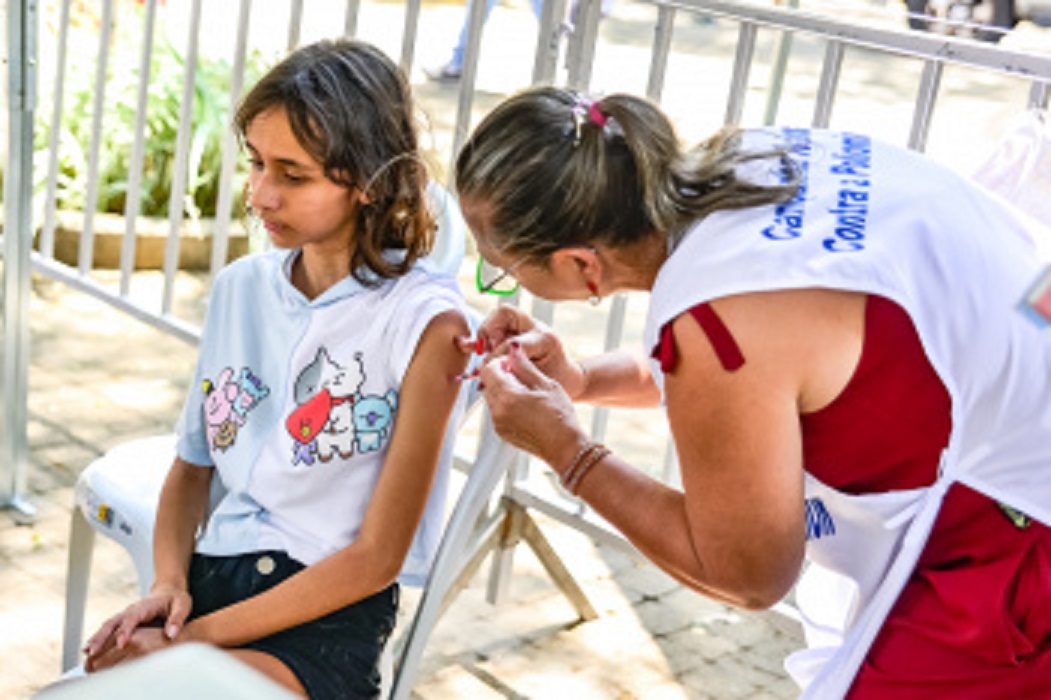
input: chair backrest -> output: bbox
[424,181,468,278]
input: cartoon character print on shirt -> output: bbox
[285,347,399,466]
[203,366,270,452]
[353,390,398,453]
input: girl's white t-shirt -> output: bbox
[176,248,469,586]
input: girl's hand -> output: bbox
[83,583,192,667]
[84,626,174,672]
[480,342,590,474]
[457,305,588,400]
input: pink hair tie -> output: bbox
[570,98,608,147]
[588,102,608,128]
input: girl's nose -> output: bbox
[248,173,278,212]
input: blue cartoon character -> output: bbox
[352,390,398,454]
[234,367,270,419]
[286,348,364,465]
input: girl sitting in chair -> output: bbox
[82,39,470,700]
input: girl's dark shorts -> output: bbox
[187,551,398,700]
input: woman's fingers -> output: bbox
[504,341,552,389]
[453,334,486,355]
[481,344,584,464]
[474,305,535,352]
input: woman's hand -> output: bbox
[82,582,192,670]
[479,342,590,474]
[458,305,588,400]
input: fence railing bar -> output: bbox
[645,4,676,103]
[344,0,360,38]
[119,0,159,296]
[210,0,254,280]
[725,21,758,125]
[812,39,844,128]
[531,296,556,326]
[78,0,115,278]
[162,0,204,315]
[566,0,603,91]
[31,255,202,347]
[663,0,1051,79]
[38,0,72,260]
[400,0,423,75]
[2,0,38,516]
[588,294,629,442]
[908,58,943,152]
[532,0,569,84]
[448,0,489,176]
[288,0,304,51]
[762,0,799,126]
[1030,80,1050,110]
[509,482,643,556]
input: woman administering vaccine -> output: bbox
[455,86,1051,698]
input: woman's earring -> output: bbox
[586,280,600,307]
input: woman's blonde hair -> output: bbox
[455,86,799,261]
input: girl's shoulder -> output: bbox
[381,264,467,316]
[213,248,286,286]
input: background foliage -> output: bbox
[33,2,268,220]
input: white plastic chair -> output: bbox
[61,411,492,696]
[63,435,175,671]
[59,183,496,698]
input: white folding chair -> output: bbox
[388,414,518,698]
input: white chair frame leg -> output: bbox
[62,507,98,671]
[389,421,517,700]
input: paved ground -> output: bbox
[3,0,1048,698]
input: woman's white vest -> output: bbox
[643,128,1051,698]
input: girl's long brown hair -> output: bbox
[236,39,434,285]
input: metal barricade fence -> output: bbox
[3,0,1050,690]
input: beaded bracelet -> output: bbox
[560,441,611,496]
[560,442,598,487]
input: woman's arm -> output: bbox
[585,301,808,608]
[481,289,865,609]
[178,309,471,648]
[576,350,661,407]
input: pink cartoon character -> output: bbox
[203,367,245,451]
